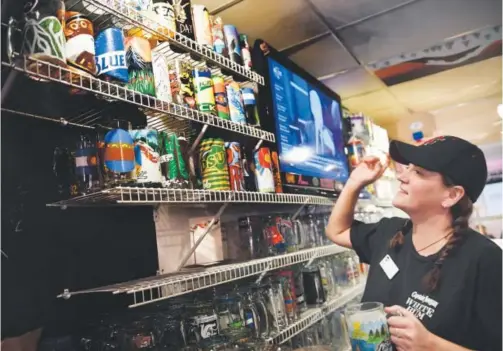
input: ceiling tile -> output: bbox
[288,36,357,78]
[369,105,412,124]
[432,93,501,129]
[389,56,502,112]
[337,0,502,63]
[342,89,405,117]
[321,67,385,99]
[199,0,329,50]
[310,0,411,27]
[195,0,230,11]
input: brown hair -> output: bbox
[389,175,473,292]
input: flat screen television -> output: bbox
[252,39,350,196]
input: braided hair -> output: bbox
[389,175,473,292]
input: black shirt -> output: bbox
[351,217,502,351]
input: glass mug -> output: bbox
[344,302,394,351]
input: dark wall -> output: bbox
[1,76,159,338]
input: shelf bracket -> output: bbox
[176,193,234,271]
[2,18,19,105]
[292,198,311,221]
[189,124,209,154]
[60,288,71,300]
[305,252,319,269]
[254,138,264,151]
[255,261,274,284]
[152,204,161,222]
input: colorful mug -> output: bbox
[64,12,96,75]
[20,0,67,76]
[344,302,394,351]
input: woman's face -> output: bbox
[392,164,460,214]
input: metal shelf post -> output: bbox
[176,194,234,271]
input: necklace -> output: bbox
[416,233,452,253]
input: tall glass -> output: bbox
[344,302,393,351]
[292,217,308,250]
[278,215,298,253]
[251,285,270,338]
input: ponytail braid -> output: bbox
[389,175,474,293]
[389,220,412,249]
[423,191,473,292]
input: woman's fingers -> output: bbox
[391,335,406,348]
[388,316,410,328]
[362,155,389,175]
[382,153,391,169]
[362,156,381,168]
[386,305,414,318]
[362,155,381,163]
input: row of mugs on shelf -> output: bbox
[41,252,363,350]
[55,125,280,197]
[17,0,260,124]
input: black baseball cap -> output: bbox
[389,136,488,203]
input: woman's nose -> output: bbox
[396,165,410,183]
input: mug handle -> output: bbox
[293,219,307,249]
[7,17,17,63]
[339,311,353,348]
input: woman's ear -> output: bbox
[442,186,465,208]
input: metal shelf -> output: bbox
[323,282,366,317]
[69,0,264,85]
[58,244,348,307]
[268,282,366,345]
[269,308,324,346]
[47,187,337,207]
[2,57,274,142]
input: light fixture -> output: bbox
[497,104,503,119]
[282,147,313,163]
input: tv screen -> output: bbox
[267,57,349,183]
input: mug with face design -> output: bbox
[64,12,96,75]
[147,0,176,39]
[17,0,67,78]
[344,302,394,351]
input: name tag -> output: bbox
[380,254,399,280]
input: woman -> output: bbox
[326,136,502,351]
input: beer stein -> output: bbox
[251,285,271,338]
[215,292,248,342]
[302,266,326,307]
[185,299,221,348]
[263,280,288,332]
[292,217,309,250]
[278,215,298,253]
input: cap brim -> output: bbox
[389,140,439,171]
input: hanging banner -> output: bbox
[368,25,502,86]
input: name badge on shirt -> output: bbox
[380,254,399,280]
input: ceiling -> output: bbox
[199,0,502,147]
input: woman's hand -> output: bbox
[385,305,433,351]
[347,155,389,189]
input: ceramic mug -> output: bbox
[344,302,394,351]
[21,0,68,72]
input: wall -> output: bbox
[382,111,438,143]
[2,80,159,339]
